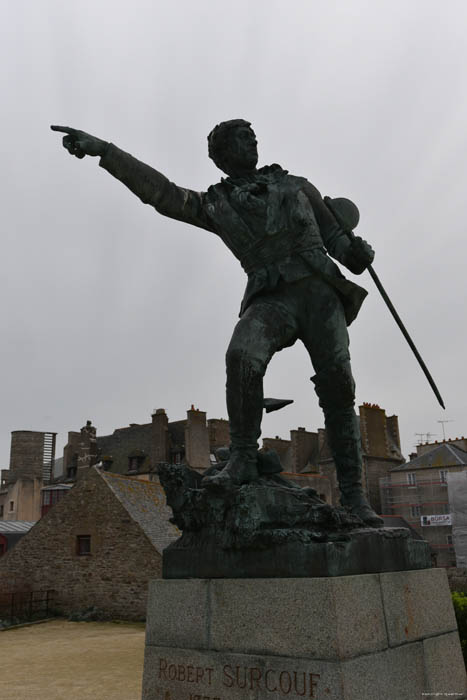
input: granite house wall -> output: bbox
[0,469,162,620]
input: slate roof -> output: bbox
[0,521,36,549]
[98,470,179,553]
[390,443,467,472]
[0,521,36,534]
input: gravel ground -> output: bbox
[0,619,146,700]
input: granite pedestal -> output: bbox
[142,568,466,700]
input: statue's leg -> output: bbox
[204,291,297,488]
[298,278,383,527]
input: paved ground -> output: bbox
[0,619,146,700]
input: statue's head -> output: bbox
[208,119,258,176]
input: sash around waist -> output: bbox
[240,242,325,275]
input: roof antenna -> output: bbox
[437,419,454,441]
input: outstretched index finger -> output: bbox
[50,125,78,135]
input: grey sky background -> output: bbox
[2,0,466,468]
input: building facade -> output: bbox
[0,467,178,619]
[380,439,467,567]
[3,401,403,523]
[0,430,56,522]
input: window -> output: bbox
[407,473,417,487]
[410,505,421,518]
[0,505,3,518]
[9,501,14,512]
[128,453,145,473]
[447,534,453,546]
[67,454,78,479]
[439,470,448,484]
[77,535,91,556]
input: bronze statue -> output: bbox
[51,120,383,527]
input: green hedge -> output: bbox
[452,592,467,665]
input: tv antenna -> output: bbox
[415,432,437,445]
[437,419,454,440]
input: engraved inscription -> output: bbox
[156,657,321,698]
[223,665,320,696]
[159,659,214,686]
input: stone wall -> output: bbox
[185,408,210,470]
[447,567,467,592]
[0,477,42,521]
[207,418,230,454]
[359,404,389,459]
[0,468,162,620]
[262,437,292,471]
[290,428,319,473]
[8,431,46,483]
[152,409,170,466]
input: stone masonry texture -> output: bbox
[0,468,178,620]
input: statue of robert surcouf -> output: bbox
[51,120,382,527]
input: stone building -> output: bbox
[380,437,467,567]
[0,467,178,619]
[0,430,56,522]
[57,402,403,513]
[59,408,228,481]
[261,403,403,511]
[4,400,402,522]
[0,521,35,556]
[317,403,404,512]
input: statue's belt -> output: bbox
[240,244,325,275]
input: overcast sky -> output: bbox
[2,0,466,468]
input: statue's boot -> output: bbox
[203,338,266,490]
[325,407,384,528]
[202,449,259,489]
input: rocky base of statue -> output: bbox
[141,569,467,700]
[157,462,431,579]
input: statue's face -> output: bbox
[225,126,258,173]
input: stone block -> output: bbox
[145,579,209,649]
[423,631,467,696]
[142,645,343,700]
[209,578,337,659]
[342,641,425,700]
[331,574,388,658]
[380,568,457,645]
[207,576,386,660]
[142,571,467,700]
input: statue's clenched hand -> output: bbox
[343,236,375,275]
[50,125,108,159]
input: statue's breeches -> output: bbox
[225,276,356,452]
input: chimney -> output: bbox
[152,408,169,466]
[185,407,210,470]
[359,404,389,458]
[290,428,318,473]
[76,421,98,479]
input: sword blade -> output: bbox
[367,264,445,409]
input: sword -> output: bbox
[325,196,445,410]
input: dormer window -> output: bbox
[127,450,146,474]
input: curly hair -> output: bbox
[207,119,252,173]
